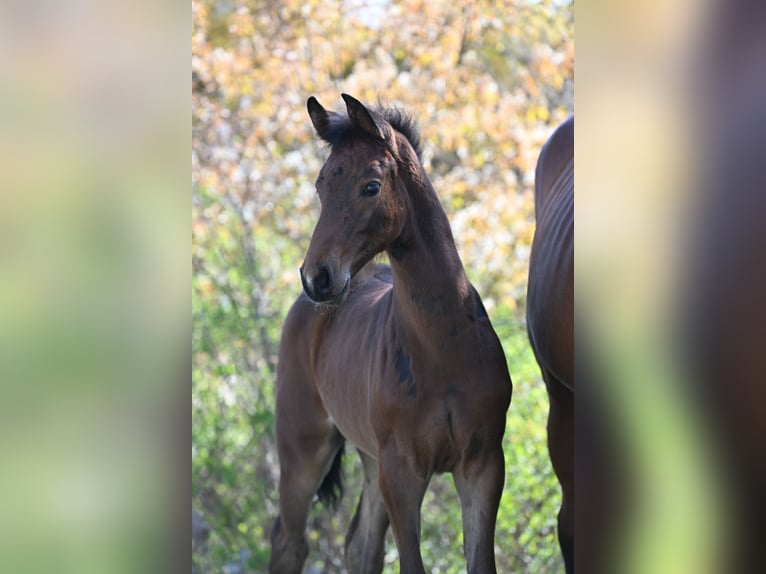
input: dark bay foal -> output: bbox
[269,94,512,574]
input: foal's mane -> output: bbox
[321,102,423,161]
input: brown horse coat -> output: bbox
[527,115,574,573]
[269,95,512,574]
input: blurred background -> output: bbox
[192,0,573,572]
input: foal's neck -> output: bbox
[387,163,473,339]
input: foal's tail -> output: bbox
[316,442,345,510]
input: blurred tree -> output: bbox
[192,0,573,571]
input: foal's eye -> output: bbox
[362,182,381,197]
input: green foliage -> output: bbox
[193,0,572,571]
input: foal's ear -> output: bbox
[307,96,334,141]
[341,93,386,140]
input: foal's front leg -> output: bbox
[377,447,430,574]
[269,355,343,574]
[453,444,505,574]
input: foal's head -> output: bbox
[300,94,422,305]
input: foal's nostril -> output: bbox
[301,263,335,301]
[314,264,333,297]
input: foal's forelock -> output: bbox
[316,113,421,168]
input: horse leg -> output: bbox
[269,424,343,574]
[269,360,343,574]
[345,450,390,574]
[545,369,574,574]
[453,444,505,574]
[377,447,429,574]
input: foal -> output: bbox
[269,94,512,574]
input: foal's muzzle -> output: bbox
[300,264,350,305]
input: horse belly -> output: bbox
[527,186,574,388]
[313,337,382,458]
[528,264,573,387]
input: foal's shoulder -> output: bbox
[346,262,393,308]
[351,261,392,288]
[370,262,393,284]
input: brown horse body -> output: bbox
[527,116,574,573]
[270,95,512,574]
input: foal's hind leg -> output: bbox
[345,450,390,574]
[269,359,343,574]
[545,369,574,574]
[453,444,505,574]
